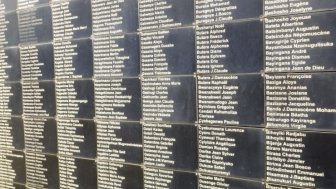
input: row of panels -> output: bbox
[2,72,336,130]
[1,0,336,46]
[2,0,336,19]
[0,151,290,189]
[2,10,336,80]
[1,125,336,188]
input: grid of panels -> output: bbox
[0,0,335,188]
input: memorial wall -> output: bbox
[0,0,335,188]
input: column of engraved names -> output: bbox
[266,73,336,132]
[94,67,143,186]
[199,124,265,180]
[265,14,335,73]
[0,2,24,187]
[94,34,143,189]
[91,0,138,36]
[0,3,21,172]
[0,39,23,188]
[0,55,20,119]
[264,0,336,16]
[199,174,265,189]
[198,125,236,175]
[139,0,194,31]
[140,23,196,122]
[0,6,9,50]
[141,48,198,185]
[18,13,52,172]
[52,0,92,42]
[91,0,124,35]
[144,167,176,188]
[0,38,22,167]
[92,0,142,187]
[18,5,52,44]
[18,0,50,10]
[195,0,238,23]
[93,33,140,123]
[95,78,140,120]
[195,0,263,25]
[196,24,228,75]
[97,161,143,188]
[0,1,23,187]
[53,0,96,187]
[142,77,179,121]
[140,30,173,76]
[0,0,21,152]
[264,4,336,188]
[144,168,173,188]
[21,43,57,188]
[19,14,53,188]
[0,1,19,48]
[266,130,324,187]
[25,152,59,188]
[18,2,55,187]
[196,18,264,126]
[198,75,238,125]
[90,30,143,188]
[18,8,43,43]
[0,47,21,151]
[144,122,175,168]
[55,61,95,188]
[0,149,25,187]
[264,0,312,16]
[140,0,198,186]
[144,167,198,188]
[139,0,196,123]
[52,0,93,153]
[266,74,319,129]
[0,148,19,188]
[196,2,265,186]
[21,44,55,150]
[58,156,97,188]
